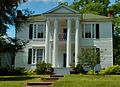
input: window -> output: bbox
[28,48,45,64]
[82,24,99,39]
[29,23,45,39]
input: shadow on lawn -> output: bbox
[0,76,38,81]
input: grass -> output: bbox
[1,75,120,87]
[0,75,48,87]
[52,75,120,87]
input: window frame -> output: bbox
[82,23,97,39]
[29,22,46,40]
[31,48,45,64]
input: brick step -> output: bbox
[27,85,51,87]
[50,75,64,77]
[26,82,53,87]
[41,77,59,81]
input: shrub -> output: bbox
[87,70,97,75]
[76,64,85,74]
[0,66,15,76]
[35,62,53,75]
[24,70,36,75]
[99,65,120,75]
[15,67,26,75]
[0,66,36,76]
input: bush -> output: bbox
[24,70,36,75]
[35,62,47,75]
[87,70,97,75]
[0,66,36,76]
[76,64,85,74]
[35,62,53,75]
[0,66,15,76]
[99,65,120,75]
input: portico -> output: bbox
[45,13,80,68]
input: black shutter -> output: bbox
[96,48,100,63]
[28,49,32,64]
[96,24,99,39]
[29,24,33,39]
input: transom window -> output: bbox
[82,24,99,39]
[29,23,45,39]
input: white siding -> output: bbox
[15,18,113,70]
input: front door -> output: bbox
[63,28,67,40]
[63,53,66,67]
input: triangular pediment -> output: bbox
[44,5,79,14]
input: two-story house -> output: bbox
[15,4,113,74]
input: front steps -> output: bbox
[26,75,64,87]
[53,68,71,75]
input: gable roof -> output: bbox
[44,4,79,14]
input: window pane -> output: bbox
[33,49,36,63]
[37,24,44,38]
[82,24,84,38]
[37,49,43,63]
[29,24,33,39]
[34,24,37,38]
[92,24,95,38]
[85,24,91,38]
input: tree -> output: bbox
[78,48,100,70]
[70,0,110,15]
[0,37,28,65]
[0,0,27,36]
[0,0,28,66]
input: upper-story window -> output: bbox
[82,24,99,39]
[29,23,45,39]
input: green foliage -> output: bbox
[35,62,47,75]
[0,0,18,36]
[80,2,105,15]
[70,0,110,15]
[78,48,100,70]
[87,70,97,75]
[0,66,36,76]
[76,64,85,74]
[35,62,53,75]
[24,70,36,75]
[99,65,120,75]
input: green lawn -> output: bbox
[1,75,120,87]
[52,75,120,87]
[0,75,48,87]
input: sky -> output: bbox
[7,0,115,38]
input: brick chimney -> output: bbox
[108,11,113,17]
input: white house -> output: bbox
[15,5,113,73]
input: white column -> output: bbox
[45,18,50,63]
[52,17,58,67]
[66,18,71,67]
[48,43,52,63]
[75,18,79,66]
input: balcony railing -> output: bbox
[51,33,75,41]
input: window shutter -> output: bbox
[28,49,32,64]
[29,24,33,39]
[96,48,100,63]
[96,24,99,39]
